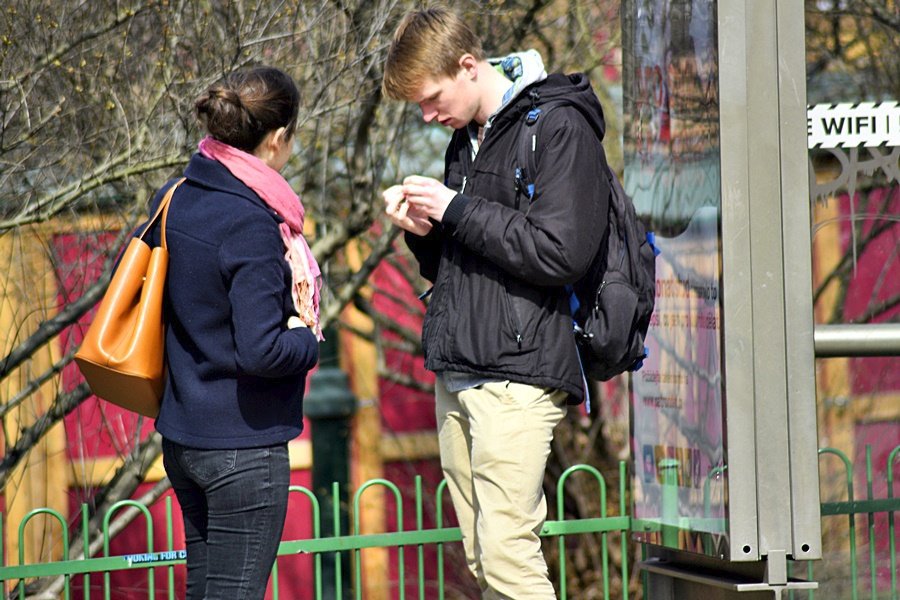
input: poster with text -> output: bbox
[623,0,728,558]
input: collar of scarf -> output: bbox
[198,136,322,340]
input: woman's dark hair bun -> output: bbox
[195,66,299,153]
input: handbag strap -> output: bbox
[137,177,186,250]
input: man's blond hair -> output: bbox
[382,7,484,101]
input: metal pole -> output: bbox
[814,323,900,357]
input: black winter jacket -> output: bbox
[406,73,611,401]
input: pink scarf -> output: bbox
[198,136,322,340]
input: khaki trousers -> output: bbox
[435,379,568,600]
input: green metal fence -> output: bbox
[0,463,630,600]
[788,444,900,600]
[2,446,898,599]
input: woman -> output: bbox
[142,66,320,599]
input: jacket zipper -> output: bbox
[462,118,525,349]
[504,284,524,349]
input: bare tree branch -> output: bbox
[0,384,90,488]
[859,0,900,30]
[0,3,157,92]
[318,225,402,328]
[0,254,116,381]
[377,367,434,394]
[0,153,184,232]
[352,293,422,353]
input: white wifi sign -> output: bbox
[807,101,900,149]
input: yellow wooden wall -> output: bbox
[0,228,69,566]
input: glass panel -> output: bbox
[807,2,900,596]
[622,0,727,557]
[806,3,899,329]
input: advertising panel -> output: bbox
[623,0,728,557]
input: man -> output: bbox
[381,8,610,599]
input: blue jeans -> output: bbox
[162,439,290,600]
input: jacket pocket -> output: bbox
[504,288,524,350]
[501,274,529,350]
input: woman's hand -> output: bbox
[287,316,307,329]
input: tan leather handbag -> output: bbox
[74,178,185,417]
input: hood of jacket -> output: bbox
[488,49,548,112]
[513,71,608,144]
[468,50,547,148]
[474,52,606,151]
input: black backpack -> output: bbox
[513,99,658,381]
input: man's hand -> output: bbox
[383,184,433,236]
[402,176,457,223]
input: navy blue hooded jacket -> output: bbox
[140,154,319,449]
